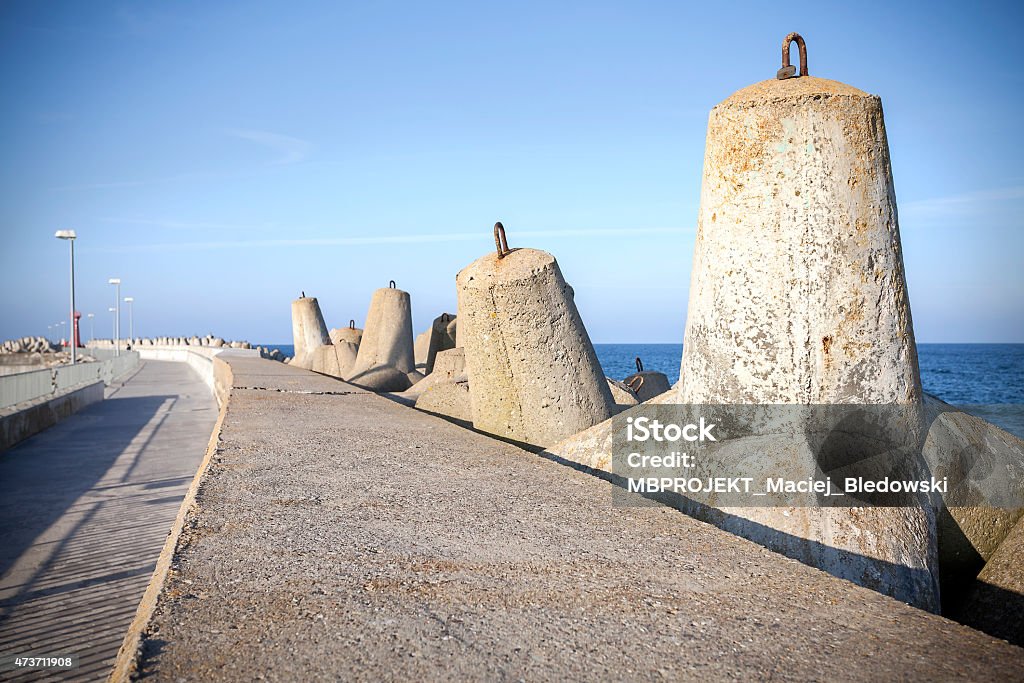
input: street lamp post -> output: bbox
[108,307,116,343]
[109,278,121,356]
[55,230,77,364]
[87,313,95,342]
[124,297,135,343]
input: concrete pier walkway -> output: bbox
[128,357,1024,681]
[0,360,217,681]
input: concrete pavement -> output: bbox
[129,357,1024,681]
[0,360,217,681]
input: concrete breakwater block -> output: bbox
[347,284,417,392]
[415,380,472,425]
[623,358,672,402]
[425,313,457,375]
[457,228,614,449]
[446,316,458,346]
[334,341,359,379]
[607,378,639,409]
[671,43,933,610]
[414,329,431,368]
[311,345,341,377]
[330,321,363,347]
[680,75,922,407]
[291,296,331,370]
[395,348,468,406]
[921,395,1024,599]
[955,513,1024,646]
[546,42,943,611]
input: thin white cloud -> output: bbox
[902,185,1024,215]
[50,128,312,191]
[98,217,266,231]
[83,227,691,253]
[227,128,313,166]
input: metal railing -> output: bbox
[0,351,140,411]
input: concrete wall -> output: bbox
[0,381,105,451]
[135,346,258,407]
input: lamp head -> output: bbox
[55,230,76,240]
[124,297,134,303]
[108,278,121,285]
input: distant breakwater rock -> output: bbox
[88,336,289,363]
[1,336,61,355]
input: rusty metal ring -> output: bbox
[389,280,396,289]
[626,375,645,392]
[778,32,808,79]
[494,221,511,259]
[635,357,644,373]
[349,319,355,329]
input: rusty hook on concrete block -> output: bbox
[349,319,355,329]
[494,222,511,259]
[389,280,396,289]
[777,32,808,80]
[626,375,645,392]
[635,357,644,373]
[301,291,306,298]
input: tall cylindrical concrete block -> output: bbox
[291,296,331,370]
[347,286,416,391]
[456,246,615,448]
[680,75,921,406]
[673,47,935,611]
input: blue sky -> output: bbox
[1,1,1022,344]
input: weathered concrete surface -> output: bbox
[923,394,1024,603]
[606,377,639,409]
[395,348,468,404]
[290,297,331,370]
[333,340,359,379]
[0,360,217,682]
[623,370,672,403]
[415,380,472,425]
[956,513,1024,646]
[414,328,431,368]
[125,358,1024,681]
[425,313,457,376]
[457,248,614,448]
[348,287,416,392]
[665,74,937,610]
[680,76,922,407]
[330,324,363,347]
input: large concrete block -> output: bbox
[415,380,472,425]
[680,73,921,406]
[291,296,331,370]
[921,395,1024,602]
[547,41,940,612]
[347,284,416,392]
[456,228,614,449]
[955,514,1024,646]
[414,329,431,368]
[331,321,363,347]
[425,313,457,376]
[334,341,359,379]
[623,358,672,403]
